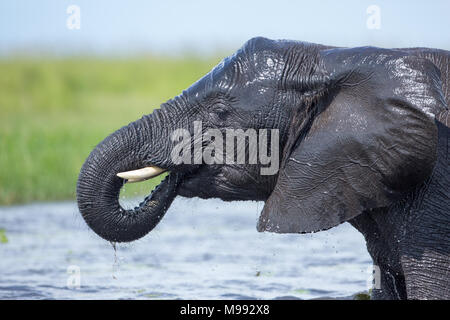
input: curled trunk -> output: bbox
[76,113,179,242]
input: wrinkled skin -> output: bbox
[77,38,450,299]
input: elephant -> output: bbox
[77,37,450,300]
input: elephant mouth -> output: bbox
[117,164,205,209]
[116,165,182,212]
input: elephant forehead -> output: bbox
[183,58,239,96]
[185,48,284,98]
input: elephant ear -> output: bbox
[258,48,447,233]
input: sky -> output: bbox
[1,0,449,56]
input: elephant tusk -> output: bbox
[117,166,166,183]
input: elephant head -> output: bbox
[77,37,447,243]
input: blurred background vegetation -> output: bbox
[0,57,219,205]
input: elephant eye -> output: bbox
[212,103,228,113]
[210,103,230,119]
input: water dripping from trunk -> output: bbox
[111,241,118,280]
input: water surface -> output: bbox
[0,198,372,299]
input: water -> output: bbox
[0,198,372,299]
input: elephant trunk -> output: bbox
[76,109,180,243]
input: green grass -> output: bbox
[0,228,8,243]
[353,292,371,300]
[0,56,220,205]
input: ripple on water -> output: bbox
[0,199,372,299]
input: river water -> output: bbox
[0,198,372,299]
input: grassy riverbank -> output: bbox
[0,56,219,205]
